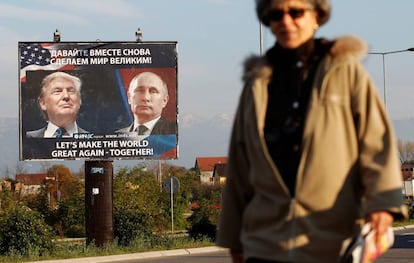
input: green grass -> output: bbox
[0,235,215,263]
[393,218,414,227]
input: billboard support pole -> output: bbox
[85,160,114,246]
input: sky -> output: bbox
[2,0,414,169]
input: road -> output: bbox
[109,227,414,263]
[376,226,414,263]
[112,250,232,263]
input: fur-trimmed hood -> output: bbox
[329,35,367,59]
[243,35,368,81]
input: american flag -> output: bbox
[19,43,66,82]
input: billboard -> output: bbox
[19,41,178,161]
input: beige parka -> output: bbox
[217,36,407,262]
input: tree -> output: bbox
[0,181,18,212]
[398,140,414,164]
[113,165,161,242]
[45,164,78,208]
[113,164,195,240]
[24,165,84,237]
[56,185,85,238]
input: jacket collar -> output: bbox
[243,36,368,81]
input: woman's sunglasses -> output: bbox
[267,8,310,22]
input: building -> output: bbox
[15,173,49,196]
[402,163,414,199]
[212,162,227,185]
[194,156,227,184]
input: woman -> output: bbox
[217,0,407,262]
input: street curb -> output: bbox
[24,246,228,263]
[24,225,414,262]
[393,224,414,231]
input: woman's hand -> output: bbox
[368,211,393,243]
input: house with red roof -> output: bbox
[194,156,227,184]
[15,173,49,196]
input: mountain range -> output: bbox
[2,115,414,176]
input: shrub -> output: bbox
[0,206,54,256]
[188,214,216,241]
[113,209,153,246]
[65,224,85,238]
[187,199,217,241]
